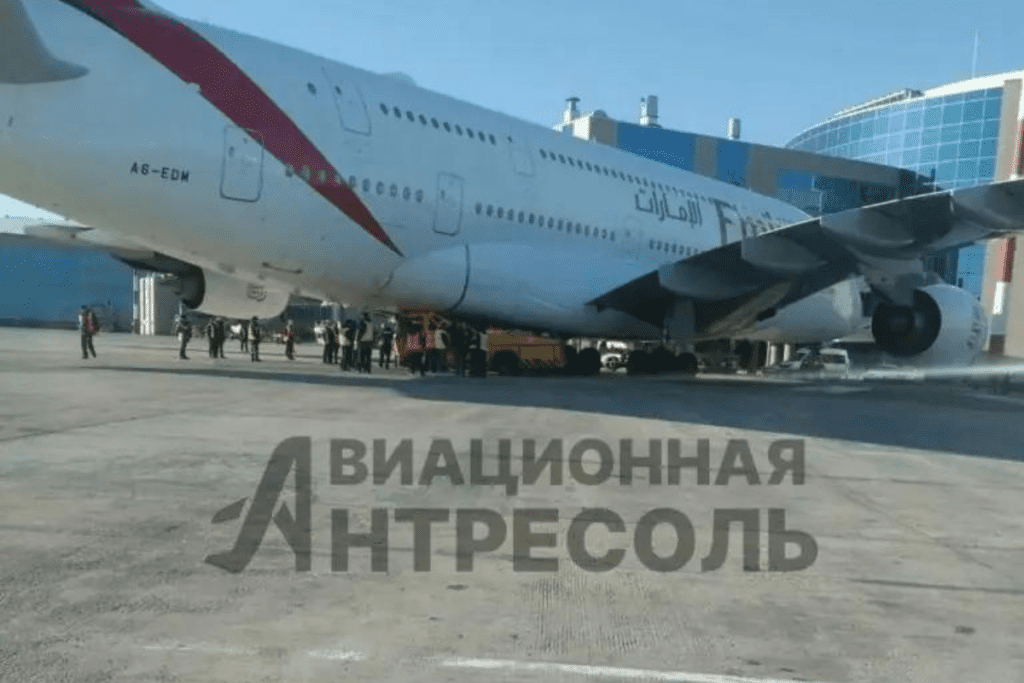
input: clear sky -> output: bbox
[4,0,1023,219]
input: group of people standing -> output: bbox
[320,314,396,373]
[175,314,263,362]
[417,321,485,377]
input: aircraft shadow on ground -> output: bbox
[98,364,1022,463]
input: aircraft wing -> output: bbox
[591,178,1024,336]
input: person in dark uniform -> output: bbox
[78,305,98,359]
[379,321,395,369]
[284,320,296,360]
[215,318,227,358]
[449,323,467,377]
[342,320,357,370]
[239,319,249,353]
[206,318,218,358]
[250,316,261,362]
[322,321,333,364]
[175,314,192,360]
[357,313,374,373]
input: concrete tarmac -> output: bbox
[1,328,1022,683]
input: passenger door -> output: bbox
[220,126,263,202]
[433,173,464,236]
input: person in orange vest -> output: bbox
[78,305,97,359]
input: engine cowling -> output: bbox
[871,284,988,366]
[165,266,291,319]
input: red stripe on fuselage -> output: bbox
[62,0,401,256]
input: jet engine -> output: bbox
[164,265,291,319]
[871,284,988,366]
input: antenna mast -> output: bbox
[971,29,980,78]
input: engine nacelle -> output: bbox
[165,266,291,319]
[871,284,988,366]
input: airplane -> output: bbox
[2,0,1022,375]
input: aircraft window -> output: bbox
[380,103,388,114]
[557,219,563,230]
[376,181,385,194]
[307,83,317,95]
[475,202,482,214]
[406,111,415,122]
[548,218,554,228]
[419,114,427,125]
[628,174,634,183]
[431,118,440,128]
[508,208,514,220]
[489,134,496,144]
[537,214,544,225]
[558,154,566,163]
[649,240,654,249]
[415,189,424,202]
[348,175,356,188]
[576,223,582,234]
[518,211,524,223]
[568,158,575,167]
[455,125,462,135]
[393,107,401,118]
[497,207,504,218]
[602,167,609,175]
[318,170,327,184]
[585,162,592,171]
[672,244,677,253]
[389,183,398,197]
[584,225,589,236]
[601,228,607,238]
[540,150,547,159]
[443,122,451,132]
[486,205,494,217]
[466,128,474,137]
[403,187,411,201]
[529,214,535,225]
[643,178,649,187]
[362,179,370,192]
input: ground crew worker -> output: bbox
[250,316,261,362]
[239,319,249,353]
[342,320,356,370]
[284,320,296,360]
[358,313,374,373]
[78,305,97,359]
[206,318,218,358]
[214,318,227,358]
[379,320,395,369]
[175,314,192,360]
[432,324,448,373]
[449,323,467,377]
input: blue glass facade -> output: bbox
[787,87,1003,296]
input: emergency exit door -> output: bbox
[220,126,264,202]
[433,173,463,236]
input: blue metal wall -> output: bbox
[0,237,134,329]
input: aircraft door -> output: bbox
[433,173,463,236]
[507,134,535,177]
[322,68,370,135]
[621,217,644,260]
[220,126,264,202]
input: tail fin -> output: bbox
[0,0,88,83]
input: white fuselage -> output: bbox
[0,0,863,341]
